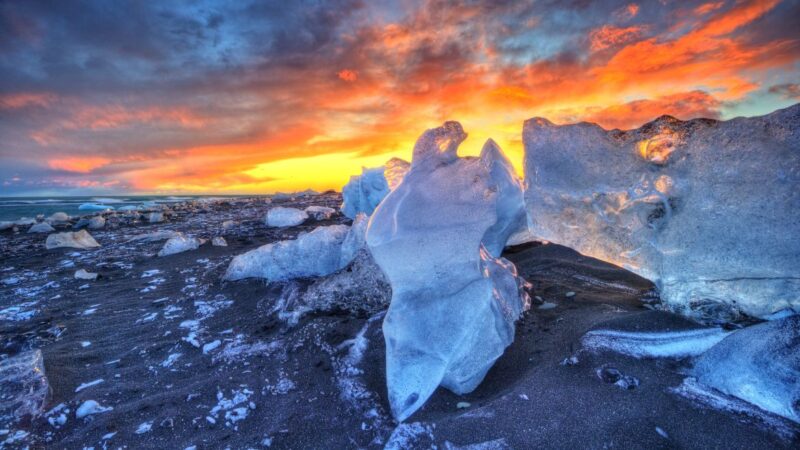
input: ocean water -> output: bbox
[0,196,240,221]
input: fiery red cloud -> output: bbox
[0,0,798,195]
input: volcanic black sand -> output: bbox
[1,193,797,449]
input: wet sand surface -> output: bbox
[1,193,797,449]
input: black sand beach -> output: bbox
[1,193,797,449]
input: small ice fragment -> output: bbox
[81,341,91,347]
[596,365,639,390]
[538,302,557,310]
[101,432,117,440]
[211,237,227,247]
[456,402,471,409]
[75,400,112,418]
[203,340,221,354]
[135,421,153,434]
[162,353,182,368]
[75,379,104,393]
[560,356,579,366]
[74,269,98,280]
[158,233,201,257]
[519,394,529,400]
[655,427,668,439]
[565,291,575,298]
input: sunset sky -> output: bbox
[1,0,798,196]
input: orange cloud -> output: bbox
[0,92,57,109]
[590,25,644,51]
[580,90,722,130]
[694,2,725,15]
[48,157,111,173]
[73,105,208,130]
[614,3,640,21]
[338,69,358,82]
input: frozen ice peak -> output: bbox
[384,158,411,191]
[366,121,529,421]
[480,139,527,257]
[410,120,466,169]
[340,159,410,219]
[523,104,800,319]
[224,220,367,282]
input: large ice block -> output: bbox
[366,121,529,421]
[224,223,365,282]
[523,105,800,319]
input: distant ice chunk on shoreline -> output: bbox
[28,222,55,233]
[523,105,800,319]
[341,159,410,219]
[265,207,308,227]
[45,230,101,250]
[78,203,113,212]
[367,121,529,421]
[158,233,202,256]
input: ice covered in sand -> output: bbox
[305,205,336,220]
[265,207,308,227]
[224,223,365,282]
[692,315,799,423]
[523,104,800,319]
[158,233,202,256]
[341,159,410,219]
[45,230,101,249]
[366,121,529,421]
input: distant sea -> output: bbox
[0,196,243,221]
